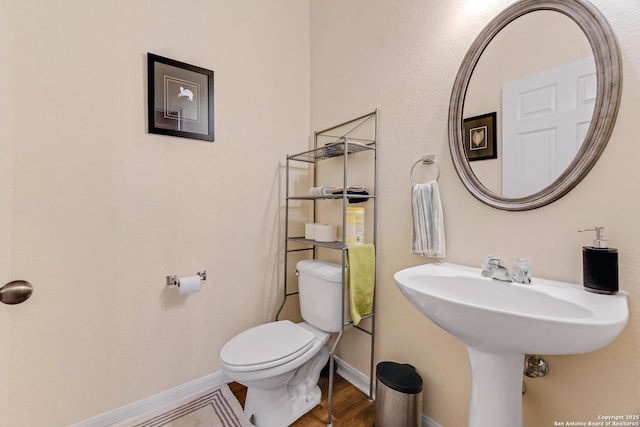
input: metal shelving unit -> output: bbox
[277,110,378,427]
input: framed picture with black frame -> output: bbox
[463,112,496,161]
[147,53,214,142]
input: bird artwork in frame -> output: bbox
[147,53,214,142]
[463,112,497,161]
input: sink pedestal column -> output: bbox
[467,347,524,427]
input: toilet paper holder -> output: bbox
[166,270,207,287]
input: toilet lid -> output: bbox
[220,320,315,370]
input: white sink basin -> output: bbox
[394,262,628,427]
[394,261,628,354]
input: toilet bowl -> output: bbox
[220,259,344,427]
[220,320,330,427]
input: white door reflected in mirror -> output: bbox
[502,56,596,197]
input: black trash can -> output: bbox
[375,361,423,427]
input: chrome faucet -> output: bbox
[482,256,512,281]
[481,255,532,284]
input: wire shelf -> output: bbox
[286,237,347,251]
[287,140,375,163]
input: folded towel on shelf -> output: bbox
[411,181,446,258]
[332,186,370,203]
[331,186,367,193]
[309,186,335,197]
[323,141,367,157]
[323,142,346,157]
[346,244,375,326]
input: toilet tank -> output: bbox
[296,259,350,333]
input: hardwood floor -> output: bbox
[229,374,376,426]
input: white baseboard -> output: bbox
[74,361,443,427]
[422,414,444,427]
[333,356,373,397]
[72,371,228,427]
[333,357,442,427]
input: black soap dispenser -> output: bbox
[579,226,618,294]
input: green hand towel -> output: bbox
[346,244,375,326]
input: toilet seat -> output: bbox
[220,320,315,372]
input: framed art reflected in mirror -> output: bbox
[464,112,497,162]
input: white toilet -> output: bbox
[220,259,345,427]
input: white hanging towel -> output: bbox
[411,181,446,257]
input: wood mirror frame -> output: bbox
[448,0,622,211]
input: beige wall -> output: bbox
[0,0,13,421]
[3,0,309,425]
[311,0,640,426]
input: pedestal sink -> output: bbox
[394,262,628,427]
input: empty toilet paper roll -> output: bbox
[179,275,201,295]
[305,223,316,240]
[315,224,337,242]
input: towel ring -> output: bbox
[410,155,440,185]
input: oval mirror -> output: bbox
[448,0,622,211]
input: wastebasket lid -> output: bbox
[376,361,423,394]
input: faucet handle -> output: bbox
[482,254,506,268]
[481,254,497,277]
[481,254,494,271]
[513,259,532,284]
[481,255,510,279]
